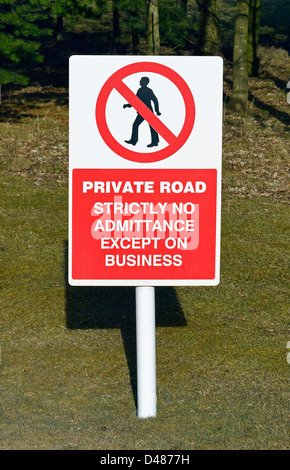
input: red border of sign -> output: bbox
[95,62,196,163]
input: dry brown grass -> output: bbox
[223,47,289,202]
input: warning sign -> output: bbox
[69,56,223,286]
[96,62,195,163]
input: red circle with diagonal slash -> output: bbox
[95,62,195,163]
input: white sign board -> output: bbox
[69,56,223,286]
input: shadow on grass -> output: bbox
[64,241,186,411]
[0,88,68,123]
[224,77,290,126]
[248,90,290,126]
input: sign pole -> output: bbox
[136,286,157,418]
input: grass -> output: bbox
[0,178,288,449]
[0,42,289,450]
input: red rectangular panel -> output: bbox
[72,169,217,281]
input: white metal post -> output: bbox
[136,286,157,418]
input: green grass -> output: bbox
[0,176,289,449]
[0,40,289,450]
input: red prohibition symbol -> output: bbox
[95,62,196,163]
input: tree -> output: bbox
[112,0,121,50]
[114,1,147,54]
[37,0,105,41]
[128,1,143,55]
[229,0,250,112]
[0,0,52,85]
[55,14,63,41]
[146,0,160,55]
[196,0,220,55]
[247,0,261,76]
[181,0,187,13]
[159,0,189,50]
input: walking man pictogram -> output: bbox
[123,77,161,148]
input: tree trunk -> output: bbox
[56,15,63,42]
[247,0,261,76]
[113,1,120,45]
[131,10,140,54]
[181,0,188,13]
[229,0,249,112]
[132,25,140,54]
[197,0,220,55]
[146,0,160,55]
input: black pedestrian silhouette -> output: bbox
[123,77,161,148]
